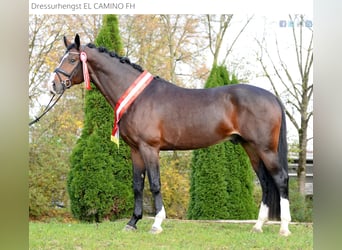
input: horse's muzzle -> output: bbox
[48,80,65,95]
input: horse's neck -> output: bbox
[85,48,141,107]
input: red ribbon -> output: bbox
[80,52,91,90]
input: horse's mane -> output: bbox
[86,43,144,73]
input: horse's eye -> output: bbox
[70,59,76,64]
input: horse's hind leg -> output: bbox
[242,144,270,233]
[273,168,291,236]
[253,164,270,233]
[140,144,166,234]
[260,151,291,236]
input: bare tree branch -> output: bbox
[285,109,300,131]
[206,14,234,66]
[275,38,302,102]
[206,15,215,56]
[290,15,304,80]
[223,15,254,62]
[304,32,314,76]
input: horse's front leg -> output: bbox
[148,167,166,234]
[141,145,166,234]
[125,149,146,231]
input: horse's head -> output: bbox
[49,34,84,94]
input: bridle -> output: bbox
[53,51,81,90]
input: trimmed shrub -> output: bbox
[289,179,313,222]
[68,15,133,222]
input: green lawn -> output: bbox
[29,219,313,249]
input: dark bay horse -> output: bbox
[49,34,291,236]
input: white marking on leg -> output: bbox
[253,202,269,232]
[279,197,291,236]
[151,206,166,234]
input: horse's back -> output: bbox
[223,83,279,104]
[150,80,278,106]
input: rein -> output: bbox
[29,91,64,126]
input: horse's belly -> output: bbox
[160,127,229,150]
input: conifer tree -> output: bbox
[68,15,133,222]
[188,65,257,220]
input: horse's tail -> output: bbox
[259,98,288,220]
[276,97,288,174]
[258,161,281,220]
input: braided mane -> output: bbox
[86,43,144,73]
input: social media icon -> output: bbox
[288,21,294,28]
[279,20,287,27]
[305,20,313,28]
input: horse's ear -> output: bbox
[75,34,80,50]
[63,36,71,48]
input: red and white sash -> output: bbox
[111,71,153,146]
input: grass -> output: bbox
[29,218,313,250]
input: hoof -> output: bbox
[279,229,291,237]
[124,224,137,232]
[252,226,263,233]
[150,226,163,234]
